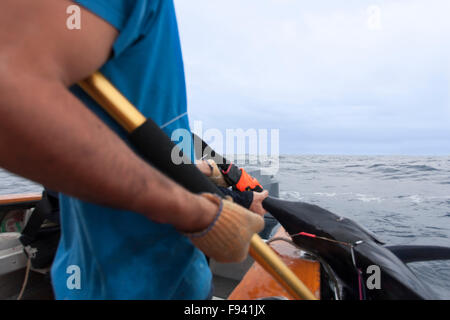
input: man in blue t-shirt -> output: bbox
[0,0,267,299]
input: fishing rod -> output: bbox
[78,72,317,301]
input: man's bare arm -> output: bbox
[0,0,217,232]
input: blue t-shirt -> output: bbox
[50,0,212,300]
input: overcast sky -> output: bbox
[174,0,450,155]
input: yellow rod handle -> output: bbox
[78,72,318,300]
[78,72,146,133]
[250,234,317,300]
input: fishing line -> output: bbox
[290,232,355,247]
[290,232,367,300]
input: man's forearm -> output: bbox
[0,73,216,232]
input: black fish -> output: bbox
[263,197,437,300]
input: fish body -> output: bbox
[263,197,435,300]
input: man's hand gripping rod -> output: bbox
[78,72,317,300]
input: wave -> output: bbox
[367,163,439,173]
[399,165,439,172]
[314,192,337,197]
[354,193,383,203]
[367,164,401,174]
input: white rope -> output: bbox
[17,258,31,300]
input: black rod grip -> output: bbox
[129,119,224,197]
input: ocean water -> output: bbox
[1,155,449,299]
[273,155,450,299]
[0,170,42,196]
